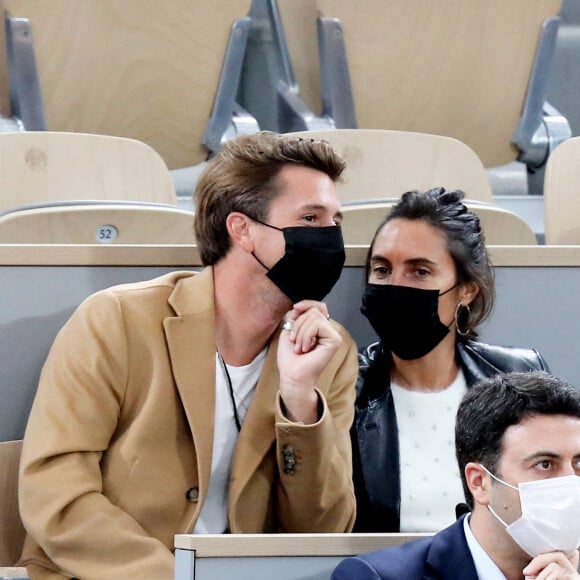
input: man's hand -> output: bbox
[277,300,341,424]
[523,551,580,579]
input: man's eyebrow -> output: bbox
[297,204,343,221]
[298,203,328,211]
[523,451,561,462]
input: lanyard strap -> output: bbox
[217,350,242,432]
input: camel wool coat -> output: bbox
[18,268,357,579]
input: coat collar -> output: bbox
[167,267,214,317]
[456,340,501,386]
[357,340,497,402]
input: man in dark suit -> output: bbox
[333,371,580,579]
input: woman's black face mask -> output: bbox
[360,283,458,360]
[250,218,346,303]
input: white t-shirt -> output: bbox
[391,370,467,532]
[193,347,268,534]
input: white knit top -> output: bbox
[391,370,467,532]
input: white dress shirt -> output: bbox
[463,514,507,579]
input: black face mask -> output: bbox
[360,283,457,360]
[251,219,345,303]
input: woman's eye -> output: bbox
[373,266,390,276]
[415,268,430,277]
[302,214,316,222]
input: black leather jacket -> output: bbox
[352,339,549,532]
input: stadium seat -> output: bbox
[341,200,538,246]
[0,202,195,244]
[285,129,494,203]
[544,136,580,243]
[0,132,177,211]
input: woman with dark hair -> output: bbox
[353,188,548,532]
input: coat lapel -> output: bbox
[163,268,216,516]
[358,351,402,530]
[228,333,279,508]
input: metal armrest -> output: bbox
[201,17,260,156]
[1,16,45,131]
[513,16,571,169]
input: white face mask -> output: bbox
[482,466,580,557]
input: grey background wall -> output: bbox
[1,261,578,442]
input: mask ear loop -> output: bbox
[488,504,510,528]
[481,464,519,491]
[246,215,283,272]
[480,465,520,528]
[455,302,471,336]
[248,216,283,232]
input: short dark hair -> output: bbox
[194,132,346,266]
[455,371,580,508]
[365,188,495,339]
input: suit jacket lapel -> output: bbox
[424,517,479,579]
[163,268,216,516]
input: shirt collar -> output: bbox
[463,514,507,580]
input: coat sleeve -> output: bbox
[273,326,357,532]
[18,290,174,580]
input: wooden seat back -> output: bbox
[0,132,177,211]
[544,136,580,244]
[0,203,195,244]
[286,129,493,203]
[3,0,251,169]
[341,200,537,246]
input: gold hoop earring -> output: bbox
[455,302,471,336]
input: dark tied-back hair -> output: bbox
[194,131,346,266]
[365,187,495,339]
[455,371,580,508]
